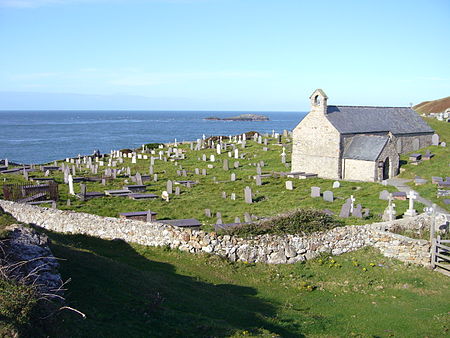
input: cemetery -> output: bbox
[0,117,449,337]
[0,131,422,231]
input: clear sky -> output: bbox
[0,0,449,110]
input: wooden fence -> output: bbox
[431,236,450,272]
[2,182,59,202]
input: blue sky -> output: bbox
[0,0,449,110]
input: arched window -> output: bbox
[314,95,321,105]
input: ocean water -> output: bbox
[0,111,305,164]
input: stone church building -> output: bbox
[291,89,434,182]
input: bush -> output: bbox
[0,278,38,333]
[224,208,344,238]
[119,148,133,154]
[143,143,163,150]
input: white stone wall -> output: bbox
[343,159,376,181]
[0,200,433,267]
[291,111,341,179]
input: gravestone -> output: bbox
[363,209,370,218]
[210,155,215,162]
[149,166,154,175]
[231,173,236,181]
[352,204,363,218]
[175,186,180,195]
[66,199,71,206]
[216,217,223,225]
[311,186,321,198]
[244,212,252,223]
[166,180,173,194]
[323,190,334,202]
[202,169,207,176]
[135,172,143,185]
[194,168,200,175]
[349,195,356,213]
[255,175,262,186]
[379,190,390,200]
[244,186,253,204]
[285,181,293,190]
[404,190,417,217]
[234,217,241,223]
[234,161,239,168]
[80,183,87,201]
[22,169,28,181]
[332,181,340,189]
[153,174,158,182]
[202,154,207,161]
[339,200,351,218]
[256,166,262,175]
[223,159,229,171]
[230,193,236,200]
[432,134,439,146]
[205,209,211,217]
[281,154,286,164]
[146,210,156,222]
[161,191,169,202]
[221,191,227,199]
[68,175,75,195]
[101,178,106,186]
[441,142,446,147]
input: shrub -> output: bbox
[0,278,38,333]
[143,143,163,150]
[224,208,344,238]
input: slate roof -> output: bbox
[343,135,388,161]
[326,106,434,135]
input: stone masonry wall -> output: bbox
[291,111,341,179]
[0,200,433,267]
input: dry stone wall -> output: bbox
[0,200,433,267]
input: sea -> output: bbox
[0,111,306,164]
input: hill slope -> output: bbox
[413,96,450,114]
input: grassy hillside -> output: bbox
[399,118,450,211]
[36,230,449,337]
[413,96,450,114]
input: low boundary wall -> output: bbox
[0,200,432,266]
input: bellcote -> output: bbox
[309,89,328,114]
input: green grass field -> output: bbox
[38,230,449,337]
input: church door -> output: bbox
[382,158,390,180]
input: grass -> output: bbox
[398,118,450,211]
[31,229,450,337]
[0,134,418,228]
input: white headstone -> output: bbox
[68,174,75,195]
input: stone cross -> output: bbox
[350,195,356,213]
[404,190,418,217]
